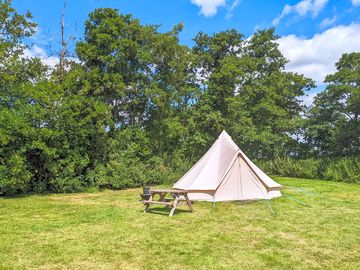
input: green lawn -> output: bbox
[1,177,360,270]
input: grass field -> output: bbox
[1,177,360,270]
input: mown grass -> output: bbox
[1,177,359,270]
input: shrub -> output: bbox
[0,153,33,195]
[323,158,360,183]
[259,156,360,183]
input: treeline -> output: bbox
[0,2,359,194]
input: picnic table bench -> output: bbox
[140,189,194,217]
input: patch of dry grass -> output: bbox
[0,177,359,270]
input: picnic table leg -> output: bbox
[158,192,166,202]
[157,192,171,209]
[184,193,194,213]
[169,196,180,217]
[144,193,153,213]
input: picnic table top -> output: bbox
[150,188,187,194]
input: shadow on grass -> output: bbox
[144,207,192,216]
[1,193,44,199]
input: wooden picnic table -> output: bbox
[140,189,194,217]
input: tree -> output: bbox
[0,0,46,194]
[0,0,36,59]
[145,24,198,159]
[76,9,199,163]
[76,8,159,129]
[192,28,314,159]
[192,29,244,114]
[306,52,360,156]
[0,1,114,194]
[57,0,76,80]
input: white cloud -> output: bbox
[352,0,360,6]
[191,0,241,18]
[23,45,59,68]
[23,45,79,69]
[191,0,226,17]
[319,15,337,29]
[300,92,317,106]
[226,0,241,19]
[273,0,329,25]
[277,24,360,85]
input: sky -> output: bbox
[14,0,360,105]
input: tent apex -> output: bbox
[219,130,231,138]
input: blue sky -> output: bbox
[15,0,360,103]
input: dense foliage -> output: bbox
[258,157,360,183]
[305,52,360,156]
[0,2,359,194]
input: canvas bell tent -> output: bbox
[173,131,282,202]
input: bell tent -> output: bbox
[173,131,281,202]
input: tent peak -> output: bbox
[219,130,231,138]
[219,130,239,151]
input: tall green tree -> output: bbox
[188,29,244,155]
[228,29,314,159]
[0,0,46,193]
[306,52,360,156]
[0,1,113,194]
[76,8,199,163]
[192,28,314,159]
[76,8,159,129]
[145,24,198,160]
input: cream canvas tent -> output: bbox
[173,131,281,202]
